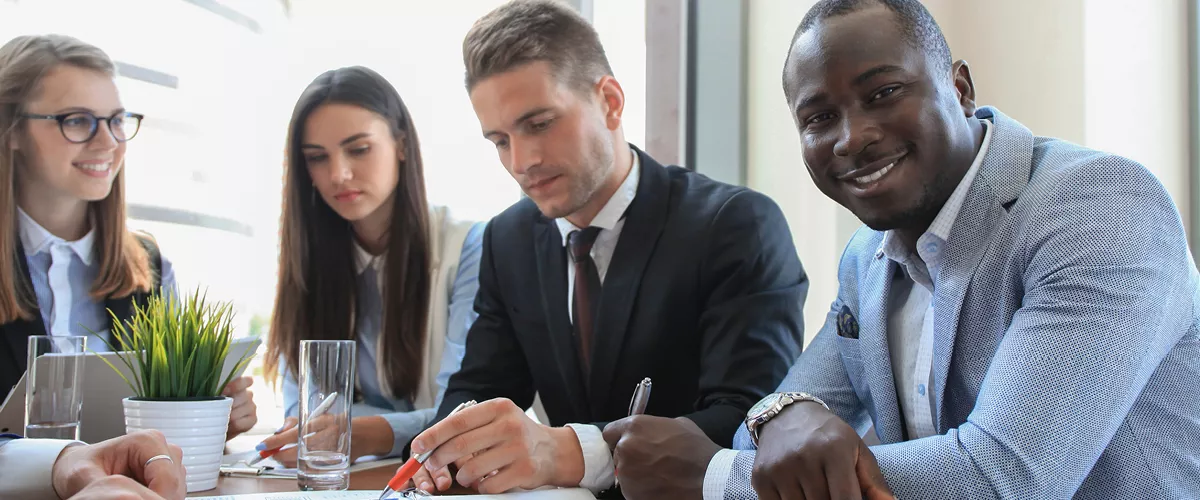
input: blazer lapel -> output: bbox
[859,252,905,443]
[587,148,670,414]
[930,108,1032,431]
[4,243,48,371]
[531,218,590,417]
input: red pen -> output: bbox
[247,442,298,466]
[379,400,477,499]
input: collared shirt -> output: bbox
[281,222,485,458]
[552,147,640,494]
[881,118,992,439]
[17,208,177,351]
[554,147,641,322]
[700,120,994,500]
[0,434,81,499]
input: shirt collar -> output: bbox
[881,119,993,262]
[352,238,383,275]
[555,146,641,245]
[17,207,96,265]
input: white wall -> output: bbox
[744,1,1193,346]
[746,0,852,346]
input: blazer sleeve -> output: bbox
[717,299,872,499]
[0,436,78,500]
[435,221,537,422]
[683,190,807,447]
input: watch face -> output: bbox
[749,393,783,418]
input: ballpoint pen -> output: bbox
[249,391,339,466]
[378,400,478,500]
[615,377,652,489]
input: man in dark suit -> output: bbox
[406,0,808,496]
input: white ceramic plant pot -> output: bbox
[123,397,232,492]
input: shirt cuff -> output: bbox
[703,448,739,500]
[0,438,81,500]
[564,423,614,493]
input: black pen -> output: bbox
[615,377,652,488]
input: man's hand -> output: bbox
[410,398,584,494]
[52,430,186,500]
[223,376,258,441]
[66,476,169,500]
[602,415,720,499]
[751,402,893,500]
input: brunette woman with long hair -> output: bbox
[259,66,483,465]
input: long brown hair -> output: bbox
[265,66,432,400]
[0,34,151,324]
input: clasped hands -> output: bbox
[601,402,896,500]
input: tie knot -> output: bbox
[567,227,602,259]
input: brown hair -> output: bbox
[0,34,151,324]
[265,66,432,400]
[463,0,614,93]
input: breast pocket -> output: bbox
[835,335,868,396]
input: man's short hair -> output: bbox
[463,0,614,93]
[788,0,952,75]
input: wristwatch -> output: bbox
[745,392,830,447]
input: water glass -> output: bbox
[25,335,86,440]
[297,340,356,491]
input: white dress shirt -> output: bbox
[0,436,80,499]
[17,207,177,351]
[701,120,993,500]
[881,119,990,439]
[553,148,640,494]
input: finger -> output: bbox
[454,442,522,487]
[826,457,862,500]
[601,416,633,449]
[409,465,436,493]
[798,464,830,500]
[426,421,509,471]
[131,435,184,499]
[412,402,503,456]
[222,376,253,395]
[258,426,299,452]
[71,476,163,500]
[434,465,454,491]
[274,416,299,434]
[230,388,255,409]
[273,446,299,468]
[856,444,893,500]
[471,463,527,495]
[230,413,258,434]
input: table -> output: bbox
[190,467,475,497]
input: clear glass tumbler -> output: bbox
[25,335,86,440]
[297,339,356,490]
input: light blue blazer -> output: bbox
[724,107,1200,499]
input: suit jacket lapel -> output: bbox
[531,218,590,417]
[4,243,48,372]
[588,148,669,413]
[931,107,1032,431]
[859,253,905,443]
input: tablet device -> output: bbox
[0,335,260,443]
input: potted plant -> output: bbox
[96,289,253,493]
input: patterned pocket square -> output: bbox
[836,305,859,339]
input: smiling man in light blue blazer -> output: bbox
[690,0,1200,499]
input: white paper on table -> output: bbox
[192,487,595,500]
[219,453,407,479]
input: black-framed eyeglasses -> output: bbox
[19,111,143,144]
